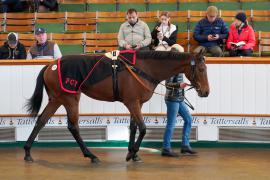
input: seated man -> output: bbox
[193,6,228,57]
[27,28,62,60]
[118,8,151,51]
[0,32,26,59]
[226,12,255,57]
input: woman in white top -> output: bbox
[151,11,184,52]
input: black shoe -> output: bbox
[181,146,197,154]
[161,149,179,157]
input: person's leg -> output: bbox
[155,45,167,51]
[162,100,179,157]
[2,1,9,12]
[178,101,197,154]
[171,44,184,52]
[229,49,238,57]
[13,0,23,12]
[193,46,206,55]
[208,46,223,57]
[239,49,253,56]
[138,46,150,51]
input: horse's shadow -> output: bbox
[33,156,196,172]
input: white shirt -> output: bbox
[159,24,177,45]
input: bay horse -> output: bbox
[24,50,209,164]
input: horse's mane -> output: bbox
[136,50,192,61]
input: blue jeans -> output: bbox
[163,100,192,150]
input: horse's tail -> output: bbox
[26,65,48,118]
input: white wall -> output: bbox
[0,64,269,115]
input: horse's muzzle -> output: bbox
[198,90,209,97]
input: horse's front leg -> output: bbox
[126,103,146,162]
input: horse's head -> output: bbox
[185,50,210,97]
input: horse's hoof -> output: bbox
[132,154,143,162]
[91,157,101,164]
[126,152,134,162]
[24,155,34,162]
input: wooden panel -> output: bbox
[66,25,96,31]
[52,33,85,44]
[86,33,118,39]
[85,46,116,53]
[67,19,96,24]
[252,10,270,16]
[261,46,270,51]
[181,0,208,2]
[253,17,270,21]
[96,18,125,23]
[86,39,118,46]
[67,12,96,18]
[209,0,239,2]
[261,39,270,45]
[37,13,66,19]
[6,19,34,25]
[87,0,116,3]
[148,0,177,3]
[118,0,145,3]
[6,26,34,32]
[139,11,159,17]
[18,34,35,40]
[59,0,86,4]
[261,32,270,38]
[189,10,206,17]
[20,40,35,47]
[53,40,84,45]
[177,32,189,38]
[0,34,7,40]
[6,13,35,19]
[52,33,84,39]
[97,11,126,18]
[177,39,189,46]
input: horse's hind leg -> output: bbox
[24,101,60,162]
[126,102,146,162]
[64,96,100,164]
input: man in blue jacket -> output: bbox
[193,6,228,57]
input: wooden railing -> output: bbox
[0,57,270,65]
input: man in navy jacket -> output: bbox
[193,6,228,57]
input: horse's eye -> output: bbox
[199,68,204,72]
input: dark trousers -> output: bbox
[1,0,23,12]
[229,49,253,57]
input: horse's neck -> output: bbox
[136,58,190,82]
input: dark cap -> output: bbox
[7,32,18,46]
[35,28,46,35]
[235,12,247,23]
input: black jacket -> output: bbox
[34,0,58,11]
[165,73,185,102]
[151,22,178,47]
[0,41,27,59]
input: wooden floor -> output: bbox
[0,147,269,180]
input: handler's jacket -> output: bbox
[165,73,184,102]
